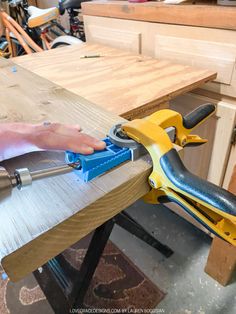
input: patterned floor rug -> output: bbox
[0,234,165,313]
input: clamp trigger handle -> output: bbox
[183,103,216,130]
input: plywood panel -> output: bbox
[13,43,216,120]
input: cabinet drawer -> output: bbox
[155,35,236,85]
[85,24,141,54]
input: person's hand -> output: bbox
[0,122,106,161]
[32,123,106,154]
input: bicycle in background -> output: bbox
[59,0,88,41]
[0,0,84,58]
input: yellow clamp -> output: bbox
[122,106,236,246]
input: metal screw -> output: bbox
[149,179,156,188]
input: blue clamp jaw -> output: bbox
[65,138,132,182]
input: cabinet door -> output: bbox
[84,15,141,54]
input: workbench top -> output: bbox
[14,43,216,120]
[0,57,151,282]
[82,1,236,31]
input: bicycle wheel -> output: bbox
[0,38,10,58]
[51,42,70,49]
[0,36,27,58]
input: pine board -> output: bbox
[13,43,216,120]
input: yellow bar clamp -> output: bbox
[122,104,236,246]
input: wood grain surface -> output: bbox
[13,43,216,120]
[0,58,153,281]
[82,1,236,31]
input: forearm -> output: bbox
[0,123,40,161]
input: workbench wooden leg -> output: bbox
[204,236,236,286]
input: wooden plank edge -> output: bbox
[122,72,217,120]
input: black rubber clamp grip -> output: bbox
[183,104,216,130]
[160,149,236,216]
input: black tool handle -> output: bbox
[183,104,216,130]
[160,149,236,217]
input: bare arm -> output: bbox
[0,122,106,161]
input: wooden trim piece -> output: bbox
[82,1,236,31]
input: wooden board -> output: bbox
[82,1,236,31]
[13,43,216,120]
[0,58,152,282]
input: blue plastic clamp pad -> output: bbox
[65,137,131,182]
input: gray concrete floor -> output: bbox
[111,200,236,314]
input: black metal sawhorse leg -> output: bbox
[115,211,173,257]
[34,218,115,314]
[34,211,173,313]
